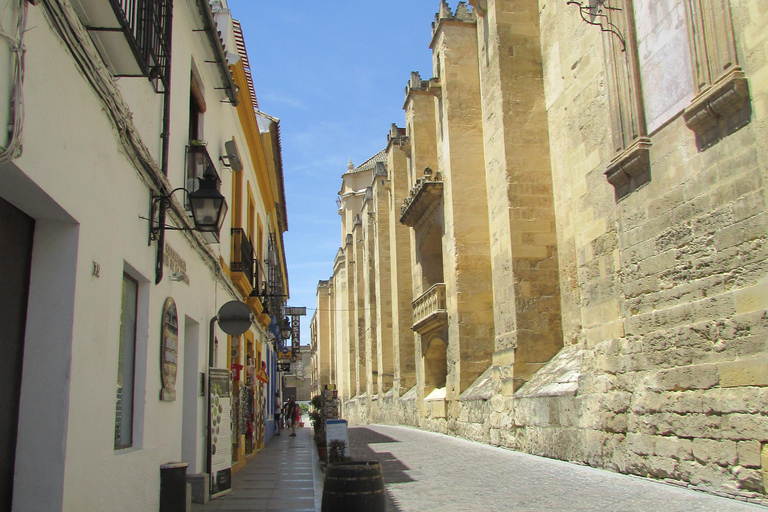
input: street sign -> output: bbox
[284,306,306,316]
[217,301,252,335]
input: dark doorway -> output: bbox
[0,196,34,511]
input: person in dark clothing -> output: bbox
[274,392,282,435]
[285,396,299,437]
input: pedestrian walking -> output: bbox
[274,392,282,435]
[285,396,299,436]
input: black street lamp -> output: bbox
[148,167,228,283]
[280,317,292,340]
[188,169,229,235]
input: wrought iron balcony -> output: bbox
[72,0,172,91]
[231,228,255,293]
[399,170,443,227]
[412,283,447,335]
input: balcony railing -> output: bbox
[231,228,255,289]
[74,0,172,91]
[412,283,447,335]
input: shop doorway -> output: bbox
[0,196,35,511]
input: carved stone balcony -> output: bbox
[412,283,447,336]
[399,174,443,227]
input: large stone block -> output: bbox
[647,455,678,479]
[651,364,720,392]
[736,440,762,468]
[625,432,654,456]
[673,412,722,438]
[719,357,768,388]
[692,438,738,466]
[654,436,693,461]
[721,414,768,442]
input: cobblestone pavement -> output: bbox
[192,423,319,512]
[347,425,767,512]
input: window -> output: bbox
[114,273,138,449]
[601,0,749,199]
[633,0,694,133]
[186,69,207,199]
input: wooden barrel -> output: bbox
[321,460,386,511]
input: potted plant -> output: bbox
[315,430,327,461]
[328,440,352,464]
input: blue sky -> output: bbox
[227,1,443,344]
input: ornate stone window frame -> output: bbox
[598,0,749,200]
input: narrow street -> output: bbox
[193,424,766,511]
[348,425,767,512]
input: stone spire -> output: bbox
[347,159,354,171]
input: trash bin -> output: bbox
[160,462,188,512]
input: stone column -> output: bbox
[361,197,379,399]
[352,220,368,397]
[404,73,440,413]
[372,163,395,395]
[387,128,417,394]
[430,3,495,399]
[472,0,564,393]
[316,280,333,392]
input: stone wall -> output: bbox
[325,0,768,503]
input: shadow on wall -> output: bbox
[346,427,414,512]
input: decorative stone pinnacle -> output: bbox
[439,0,452,19]
[455,2,472,20]
[432,1,475,39]
[347,159,354,171]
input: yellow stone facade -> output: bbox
[312,0,768,499]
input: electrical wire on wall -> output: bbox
[0,0,28,162]
[33,0,240,298]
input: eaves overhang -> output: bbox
[198,0,239,105]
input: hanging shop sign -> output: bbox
[278,361,291,372]
[160,297,178,401]
[278,347,292,360]
[209,368,232,498]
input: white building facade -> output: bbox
[0,0,288,510]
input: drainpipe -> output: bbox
[155,1,174,285]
